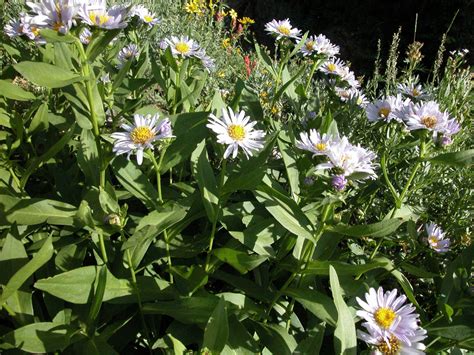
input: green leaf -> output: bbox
[251,322,297,355]
[111,156,159,210]
[213,248,268,274]
[14,61,83,88]
[0,236,53,306]
[0,232,28,284]
[29,102,49,134]
[86,265,108,334]
[34,265,96,304]
[77,128,100,186]
[202,297,229,354]
[254,179,314,241]
[273,66,306,103]
[20,123,77,189]
[222,132,277,194]
[0,322,75,352]
[329,265,357,355]
[159,112,209,173]
[284,288,337,326]
[328,218,406,237]
[39,28,76,43]
[0,80,36,101]
[428,149,474,167]
[191,140,219,222]
[0,195,77,226]
[143,296,219,324]
[85,29,121,62]
[277,131,300,201]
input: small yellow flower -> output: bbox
[184,0,205,15]
[222,38,231,49]
[218,71,225,78]
[238,17,255,25]
[228,8,237,19]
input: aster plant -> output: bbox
[0,3,472,354]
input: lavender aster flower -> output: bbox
[425,222,451,253]
[332,174,347,191]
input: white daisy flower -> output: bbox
[27,0,80,34]
[264,19,301,40]
[356,287,421,346]
[338,66,360,88]
[296,129,336,156]
[397,83,429,100]
[425,222,451,253]
[130,4,159,26]
[335,87,368,106]
[4,13,43,39]
[79,0,128,29]
[161,36,201,58]
[319,58,346,76]
[79,27,92,44]
[111,114,173,165]
[404,101,452,135]
[358,327,427,355]
[366,94,410,123]
[299,34,340,57]
[207,107,266,159]
[117,43,139,67]
[316,137,377,179]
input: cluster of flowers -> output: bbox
[5,0,214,70]
[366,86,460,145]
[296,129,377,191]
[356,287,427,354]
[5,0,159,41]
[264,19,367,106]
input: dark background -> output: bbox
[229,0,473,76]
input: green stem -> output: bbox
[1,302,16,317]
[381,152,399,204]
[75,39,105,189]
[98,232,108,265]
[304,59,320,94]
[126,249,152,354]
[205,159,227,273]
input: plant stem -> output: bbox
[126,249,153,354]
[98,232,108,265]
[304,59,321,95]
[1,302,16,317]
[381,152,400,204]
[75,39,105,188]
[147,149,173,282]
[205,159,227,273]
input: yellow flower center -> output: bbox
[377,335,401,355]
[314,142,327,151]
[89,11,110,26]
[227,124,245,141]
[374,307,397,329]
[412,88,419,96]
[31,27,40,37]
[305,41,315,51]
[277,25,291,35]
[421,115,437,129]
[52,21,63,31]
[144,15,154,23]
[130,126,154,145]
[327,63,337,72]
[175,42,190,54]
[378,107,391,118]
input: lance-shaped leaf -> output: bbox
[0,80,36,101]
[14,62,83,88]
[428,149,474,167]
[202,297,229,353]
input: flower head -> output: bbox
[316,137,377,180]
[117,43,139,67]
[404,101,454,137]
[265,19,301,40]
[111,113,173,165]
[397,83,429,100]
[358,327,427,355]
[296,129,336,156]
[299,34,339,57]
[332,174,347,191]
[356,287,422,346]
[79,27,92,44]
[160,35,201,58]
[366,94,410,123]
[130,4,159,26]
[27,0,79,34]
[319,58,346,76]
[425,222,450,253]
[79,1,128,29]
[4,12,43,40]
[207,107,266,159]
